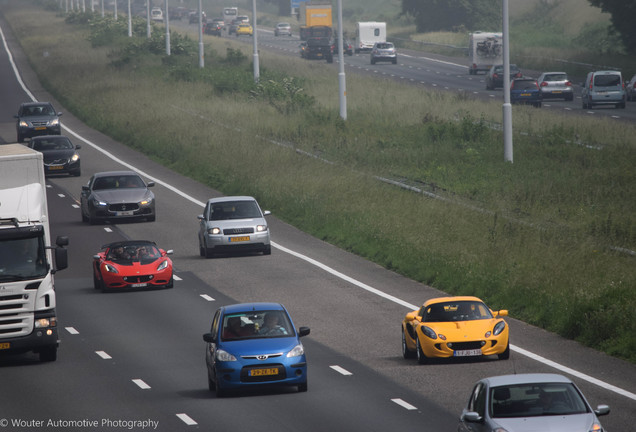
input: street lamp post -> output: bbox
[165,0,171,55]
[502,0,513,163]
[252,0,259,82]
[198,0,204,67]
[337,0,346,120]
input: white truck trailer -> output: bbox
[354,21,386,53]
[468,31,503,75]
[0,144,68,362]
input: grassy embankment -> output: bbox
[4,1,636,363]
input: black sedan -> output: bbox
[80,171,156,224]
[27,135,81,176]
[485,64,522,90]
[15,102,62,142]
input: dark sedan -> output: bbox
[15,102,62,142]
[486,64,522,90]
[27,135,81,176]
[80,171,156,224]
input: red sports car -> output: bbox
[93,241,174,292]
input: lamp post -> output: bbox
[502,0,513,163]
[337,0,346,120]
[165,0,171,55]
[198,0,204,67]
[127,0,132,37]
[252,0,259,82]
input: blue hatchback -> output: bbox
[203,302,310,396]
[510,78,542,107]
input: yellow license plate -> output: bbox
[229,236,250,242]
[34,126,47,130]
[0,342,10,350]
[249,368,278,376]
[521,93,530,96]
[48,166,64,170]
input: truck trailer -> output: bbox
[468,31,503,75]
[0,144,68,362]
[299,0,332,41]
[354,21,386,53]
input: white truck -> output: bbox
[0,144,68,362]
[468,31,503,75]
[354,21,386,53]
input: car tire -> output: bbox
[17,133,24,143]
[81,209,89,223]
[298,382,308,392]
[147,215,156,222]
[402,326,415,359]
[416,336,429,365]
[215,375,226,397]
[392,58,397,64]
[208,371,215,391]
[93,273,101,290]
[203,240,214,258]
[166,275,174,289]
[72,169,81,177]
[263,245,271,255]
[498,343,510,360]
[39,347,57,362]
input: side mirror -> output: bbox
[462,411,482,423]
[82,185,89,191]
[496,310,508,317]
[595,405,610,416]
[197,214,205,221]
[75,144,81,149]
[56,236,69,247]
[202,333,216,343]
[405,311,418,321]
[298,326,310,337]
[57,112,63,116]
[147,181,155,187]
[263,210,271,216]
[55,247,68,271]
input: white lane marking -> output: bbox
[173,274,182,281]
[132,379,151,389]
[65,327,79,335]
[176,413,197,426]
[104,227,113,232]
[96,351,112,360]
[2,25,632,401]
[72,204,79,208]
[200,294,215,301]
[330,365,353,376]
[57,193,65,198]
[391,398,417,410]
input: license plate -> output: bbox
[552,91,562,94]
[521,93,530,96]
[249,368,278,376]
[131,283,147,288]
[0,343,10,350]
[116,211,134,216]
[48,166,64,170]
[229,236,250,242]
[317,53,323,57]
[454,349,482,357]
[34,126,46,130]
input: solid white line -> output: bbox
[132,379,151,389]
[65,327,79,335]
[176,413,197,426]
[330,365,353,376]
[391,398,417,410]
[95,351,112,360]
[200,294,215,302]
[2,22,632,401]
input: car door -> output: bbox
[205,310,222,372]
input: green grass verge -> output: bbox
[4,1,635,363]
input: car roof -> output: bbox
[222,302,285,314]
[93,170,141,178]
[206,196,257,204]
[482,373,573,387]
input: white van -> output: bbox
[151,7,163,23]
[581,70,626,109]
[354,22,386,53]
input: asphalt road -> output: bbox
[1,15,635,432]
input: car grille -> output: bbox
[109,203,140,212]
[123,275,154,283]
[223,227,254,235]
[44,158,69,165]
[240,364,286,383]
[448,341,484,351]
[31,121,49,127]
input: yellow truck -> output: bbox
[299,1,332,41]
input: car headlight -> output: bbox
[215,349,237,362]
[140,196,153,206]
[49,119,59,126]
[287,343,305,358]
[92,198,107,207]
[35,317,56,328]
[256,224,268,232]
[420,325,437,340]
[208,227,221,235]
[589,423,603,432]
[157,260,169,271]
[71,153,80,162]
[493,320,506,336]
[104,264,118,273]
[19,120,29,127]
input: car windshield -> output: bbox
[594,74,621,87]
[490,382,590,418]
[209,200,261,220]
[22,105,54,116]
[93,175,145,190]
[221,310,294,341]
[106,243,161,262]
[421,300,493,322]
[31,137,73,151]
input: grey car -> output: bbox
[458,373,610,432]
[626,74,636,101]
[537,72,574,101]
[370,42,397,64]
[198,196,271,257]
[581,70,626,109]
[15,102,62,142]
[274,22,292,37]
[80,171,156,224]
[28,135,81,177]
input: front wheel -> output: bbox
[298,382,308,392]
[498,343,510,360]
[402,326,415,359]
[416,337,429,365]
[39,347,57,362]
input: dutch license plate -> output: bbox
[131,283,147,288]
[553,91,562,94]
[34,126,46,130]
[454,349,482,357]
[116,211,134,216]
[0,342,10,350]
[249,368,278,376]
[521,93,530,96]
[48,166,64,170]
[229,236,250,242]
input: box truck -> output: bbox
[0,144,68,362]
[299,1,332,41]
[468,31,503,75]
[354,21,386,53]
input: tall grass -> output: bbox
[4,1,636,362]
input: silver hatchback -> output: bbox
[458,373,610,432]
[198,196,271,257]
[537,72,574,101]
[370,42,397,65]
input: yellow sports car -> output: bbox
[236,23,253,36]
[401,296,509,364]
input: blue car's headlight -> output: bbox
[216,349,237,362]
[287,343,305,358]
